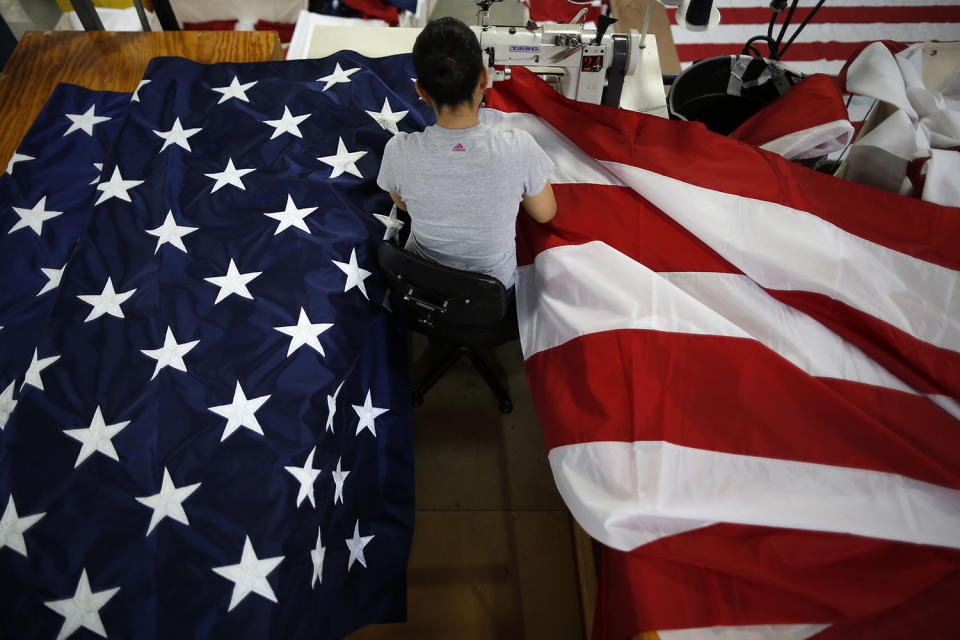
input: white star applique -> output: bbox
[77,277,136,322]
[153,117,202,152]
[95,167,144,205]
[332,248,372,300]
[135,467,201,535]
[6,152,34,175]
[141,326,200,380]
[0,495,45,557]
[317,137,367,179]
[365,97,408,135]
[274,308,332,357]
[63,406,130,468]
[131,79,151,102]
[352,390,388,437]
[64,104,111,136]
[37,264,66,296]
[145,210,198,254]
[212,536,284,612]
[264,195,318,235]
[208,381,270,442]
[373,206,404,241]
[44,569,120,640]
[345,520,374,571]
[331,456,350,505]
[204,259,261,304]
[0,381,16,430]
[205,158,255,193]
[284,446,321,508]
[22,348,59,392]
[310,527,325,588]
[317,63,360,91]
[263,106,311,139]
[325,380,344,433]
[9,196,63,236]
[211,76,258,104]
[89,162,103,185]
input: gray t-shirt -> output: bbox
[377,121,553,288]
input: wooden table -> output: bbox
[0,30,283,171]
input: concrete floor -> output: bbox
[0,0,61,39]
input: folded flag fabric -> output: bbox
[484,67,960,639]
[0,52,423,639]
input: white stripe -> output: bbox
[599,160,960,355]
[670,22,960,45]
[549,440,960,551]
[658,624,830,640]
[709,0,960,7]
[680,60,847,76]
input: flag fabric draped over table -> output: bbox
[483,68,960,638]
[0,52,425,639]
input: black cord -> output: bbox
[742,35,778,57]
[773,0,800,59]
[778,0,827,59]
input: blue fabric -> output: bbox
[0,52,425,639]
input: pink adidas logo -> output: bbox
[452,143,466,152]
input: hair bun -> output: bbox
[432,55,463,86]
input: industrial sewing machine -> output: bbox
[469,0,643,107]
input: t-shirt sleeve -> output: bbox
[377,134,402,194]
[519,130,554,197]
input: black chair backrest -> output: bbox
[377,242,507,328]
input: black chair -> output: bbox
[377,242,518,414]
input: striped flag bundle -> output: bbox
[0,52,423,638]
[484,67,960,638]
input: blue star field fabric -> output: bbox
[0,52,426,639]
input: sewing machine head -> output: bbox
[469,0,641,107]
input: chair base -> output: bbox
[412,345,513,414]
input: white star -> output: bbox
[204,259,261,304]
[141,326,200,380]
[332,456,350,505]
[284,446,321,508]
[310,527,325,588]
[317,137,367,179]
[345,520,374,571]
[264,195,318,235]
[37,264,66,296]
[131,79,151,102]
[9,195,63,236]
[44,569,119,640]
[373,206,405,241]
[205,158,255,192]
[22,348,59,392]
[0,495,45,557]
[153,117,202,152]
[365,97,408,135]
[212,535,284,611]
[77,277,136,322]
[332,248,372,300]
[89,162,103,185]
[145,210,198,254]
[95,167,143,205]
[208,381,270,442]
[0,381,16,430]
[135,467,201,535]
[6,152,34,175]
[63,406,130,468]
[263,106,311,139]
[317,63,360,91]
[325,380,344,433]
[211,76,258,104]
[274,308,332,357]
[352,390,388,437]
[64,104,111,136]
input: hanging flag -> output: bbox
[483,66,960,639]
[0,52,423,639]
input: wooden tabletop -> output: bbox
[0,30,283,171]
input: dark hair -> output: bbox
[412,17,483,110]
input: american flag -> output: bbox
[483,67,960,638]
[0,52,422,638]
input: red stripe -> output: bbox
[525,330,960,489]
[676,40,907,63]
[594,523,960,639]
[669,5,960,25]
